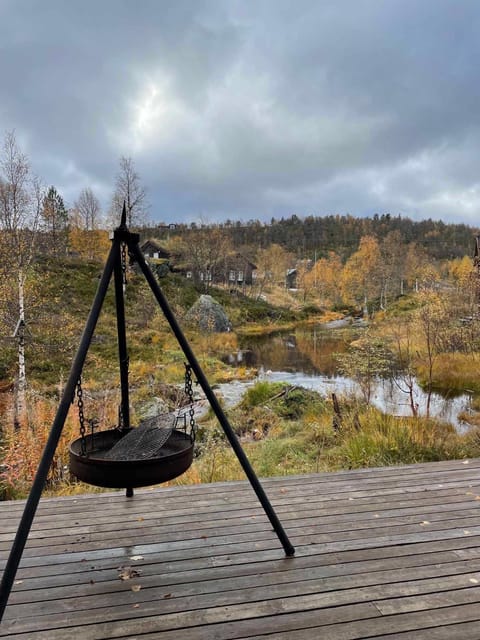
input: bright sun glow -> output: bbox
[134,83,161,134]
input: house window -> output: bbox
[237,270,244,282]
[186,271,193,279]
[153,252,159,259]
[229,270,236,281]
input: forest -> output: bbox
[146,212,476,261]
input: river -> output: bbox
[217,323,474,432]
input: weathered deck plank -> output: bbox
[1,458,479,638]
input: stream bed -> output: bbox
[217,324,474,432]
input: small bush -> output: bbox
[240,381,285,409]
[276,387,326,420]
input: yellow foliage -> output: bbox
[448,255,474,288]
[69,228,110,261]
[341,235,381,305]
[305,252,343,306]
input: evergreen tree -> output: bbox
[41,186,69,256]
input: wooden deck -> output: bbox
[1,458,480,639]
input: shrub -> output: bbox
[240,381,285,409]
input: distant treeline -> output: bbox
[144,214,479,261]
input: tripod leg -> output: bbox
[0,241,119,622]
[130,240,295,558]
[113,242,130,432]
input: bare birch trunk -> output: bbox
[14,269,27,429]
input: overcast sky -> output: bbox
[1,0,479,226]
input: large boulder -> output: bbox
[185,294,232,333]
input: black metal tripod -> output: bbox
[0,211,295,622]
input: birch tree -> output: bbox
[74,187,101,231]
[110,156,148,228]
[304,251,343,307]
[341,235,382,315]
[0,131,42,428]
[71,187,104,259]
[255,244,294,299]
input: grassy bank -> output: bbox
[3,381,479,500]
[189,382,480,484]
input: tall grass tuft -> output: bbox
[329,406,474,469]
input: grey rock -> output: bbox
[185,294,232,333]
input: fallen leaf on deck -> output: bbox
[163,593,172,598]
[462,460,470,464]
[464,530,472,535]
[129,555,144,561]
[469,578,479,584]
[420,521,430,526]
[14,580,23,585]
[133,604,140,608]
[118,566,141,581]
[137,517,144,522]
[131,584,142,592]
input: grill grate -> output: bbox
[103,414,176,461]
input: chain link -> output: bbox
[76,377,87,456]
[121,242,128,286]
[184,364,196,442]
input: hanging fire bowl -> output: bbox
[69,418,194,489]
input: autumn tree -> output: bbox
[0,131,43,428]
[110,156,148,228]
[379,230,405,308]
[304,251,343,307]
[341,235,381,314]
[336,333,393,404]
[70,187,107,260]
[415,292,448,417]
[295,259,315,303]
[404,242,430,292]
[254,244,295,299]
[178,227,234,291]
[74,187,101,231]
[386,320,419,417]
[41,186,69,256]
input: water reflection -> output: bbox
[233,327,351,377]
[219,325,473,431]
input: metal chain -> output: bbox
[184,364,196,442]
[76,377,87,456]
[121,242,128,286]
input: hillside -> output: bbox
[0,254,311,393]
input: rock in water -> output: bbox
[185,295,232,332]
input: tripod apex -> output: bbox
[120,201,127,228]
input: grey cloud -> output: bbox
[1,0,479,225]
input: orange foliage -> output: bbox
[0,390,121,498]
[69,228,110,261]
